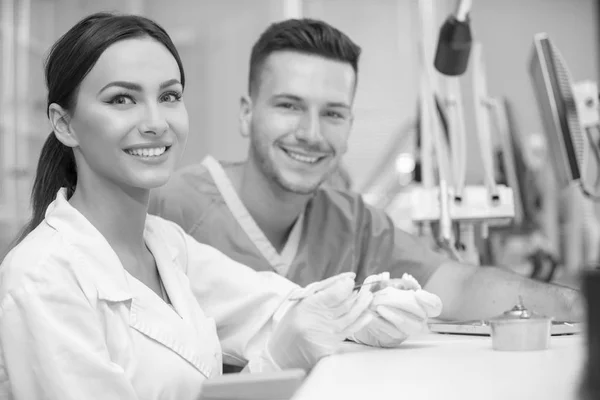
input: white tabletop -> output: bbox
[291,333,584,400]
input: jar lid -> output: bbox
[489,299,551,322]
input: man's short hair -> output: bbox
[248,18,361,96]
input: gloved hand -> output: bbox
[266,272,373,371]
[350,272,443,348]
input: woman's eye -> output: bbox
[109,95,134,105]
[161,92,182,102]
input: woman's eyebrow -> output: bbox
[98,78,181,94]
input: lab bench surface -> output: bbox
[291,333,583,400]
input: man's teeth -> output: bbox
[126,147,167,157]
[285,150,320,164]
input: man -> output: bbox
[150,18,581,323]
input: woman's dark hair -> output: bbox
[13,12,185,245]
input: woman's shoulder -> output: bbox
[0,223,84,301]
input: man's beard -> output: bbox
[250,137,332,195]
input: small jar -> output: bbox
[489,303,552,351]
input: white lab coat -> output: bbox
[0,189,298,400]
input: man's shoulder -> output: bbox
[312,185,377,219]
[148,162,222,230]
[163,163,215,194]
[310,186,405,241]
[312,186,448,285]
[151,163,220,206]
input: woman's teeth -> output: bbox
[285,150,320,164]
[126,147,167,157]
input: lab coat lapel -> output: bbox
[129,220,222,378]
[143,223,193,322]
[127,283,218,379]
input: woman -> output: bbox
[0,13,375,399]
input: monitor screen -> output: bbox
[529,33,583,189]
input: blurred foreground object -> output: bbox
[579,269,600,400]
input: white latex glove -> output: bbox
[266,272,373,371]
[351,272,443,348]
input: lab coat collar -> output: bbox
[44,188,180,304]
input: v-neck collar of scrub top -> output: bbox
[44,188,220,378]
[201,155,304,277]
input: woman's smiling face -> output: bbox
[63,36,188,191]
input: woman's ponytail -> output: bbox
[11,132,76,246]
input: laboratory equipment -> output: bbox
[529,33,600,274]
[530,33,600,198]
[411,0,515,265]
[429,318,580,337]
[433,0,472,76]
[530,33,600,199]
[488,302,552,351]
[530,32,600,399]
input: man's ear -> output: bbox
[239,95,252,138]
[48,103,79,148]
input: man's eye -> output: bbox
[278,103,297,110]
